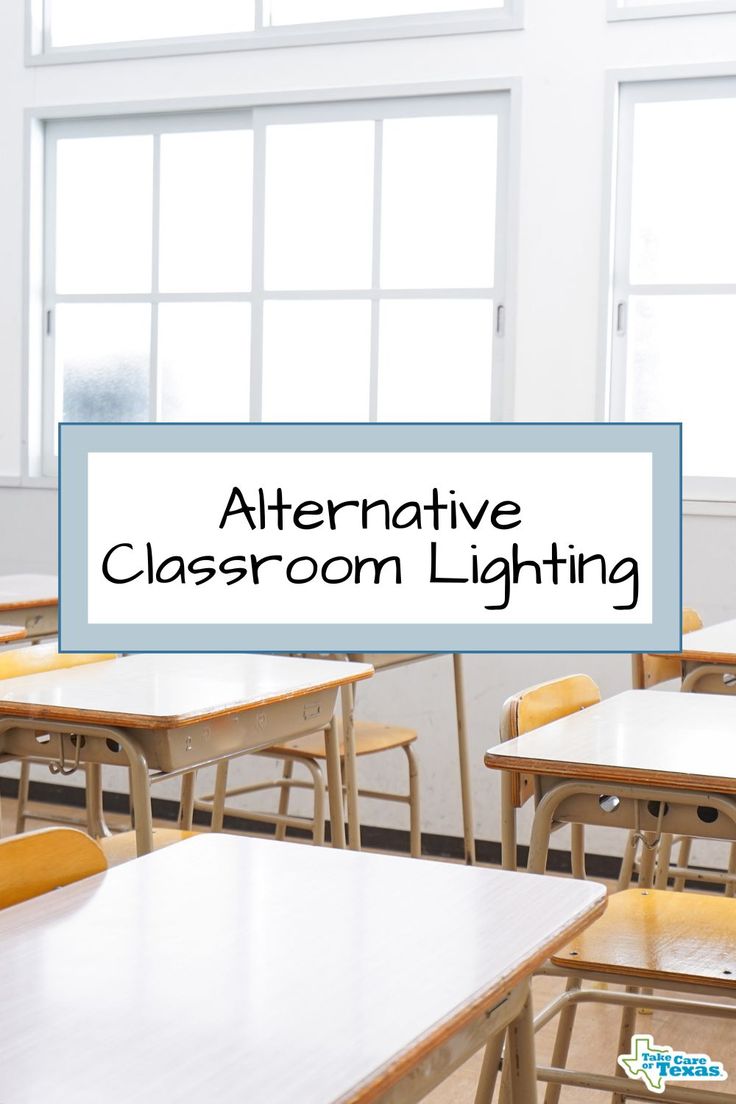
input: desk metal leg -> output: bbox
[452,654,476,865]
[120,738,154,856]
[341,681,361,850]
[84,763,112,839]
[324,717,346,849]
[501,771,517,871]
[505,983,538,1103]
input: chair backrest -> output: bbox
[0,643,116,682]
[631,607,703,689]
[0,828,107,910]
[500,674,601,806]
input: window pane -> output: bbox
[50,0,254,47]
[159,130,253,293]
[56,304,150,426]
[626,295,736,478]
[630,99,736,284]
[262,301,371,420]
[266,0,501,24]
[381,116,497,289]
[159,303,251,421]
[264,122,374,290]
[378,300,493,420]
[56,136,153,294]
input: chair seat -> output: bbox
[266,721,417,761]
[552,888,736,989]
[99,828,197,867]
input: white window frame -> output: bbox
[608,0,736,22]
[26,0,523,67]
[603,67,736,508]
[25,81,519,484]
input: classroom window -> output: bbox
[609,78,736,499]
[609,0,736,21]
[33,0,520,60]
[41,93,510,476]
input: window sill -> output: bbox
[608,1,736,21]
[683,499,736,517]
[26,10,524,67]
[0,476,57,490]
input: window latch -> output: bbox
[496,303,505,337]
[616,301,627,336]
[46,309,53,336]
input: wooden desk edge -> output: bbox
[0,665,374,730]
[0,597,58,611]
[343,889,607,1104]
[484,751,736,796]
[0,627,27,643]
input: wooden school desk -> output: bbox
[485,690,736,881]
[0,574,57,638]
[0,653,372,856]
[667,619,736,693]
[0,624,26,645]
[345,654,475,862]
[0,834,605,1104]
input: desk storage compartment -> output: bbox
[1,607,58,638]
[348,653,426,670]
[145,687,339,771]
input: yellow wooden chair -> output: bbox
[540,888,736,1101]
[498,674,601,875]
[0,826,107,910]
[631,606,703,690]
[196,718,421,856]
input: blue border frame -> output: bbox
[59,421,682,654]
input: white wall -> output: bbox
[1,0,736,857]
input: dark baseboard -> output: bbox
[0,775,618,873]
[0,776,724,891]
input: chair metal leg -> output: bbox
[15,761,31,834]
[618,831,638,890]
[543,977,581,1104]
[637,832,658,888]
[612,986,639,1104]
[654,832,674,889]
[404,744,421,858]
[673,837,692,892]
[275,759,294,842]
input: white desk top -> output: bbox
[0,624,26,645]
[0,574,57,610]
[0,653,372,729]
[673,620,736,664]
[0,834,604,1104]
[485,690,736,794]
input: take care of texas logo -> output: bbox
[618,1034,728,1094]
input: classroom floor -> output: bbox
[3,795,735,1100]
